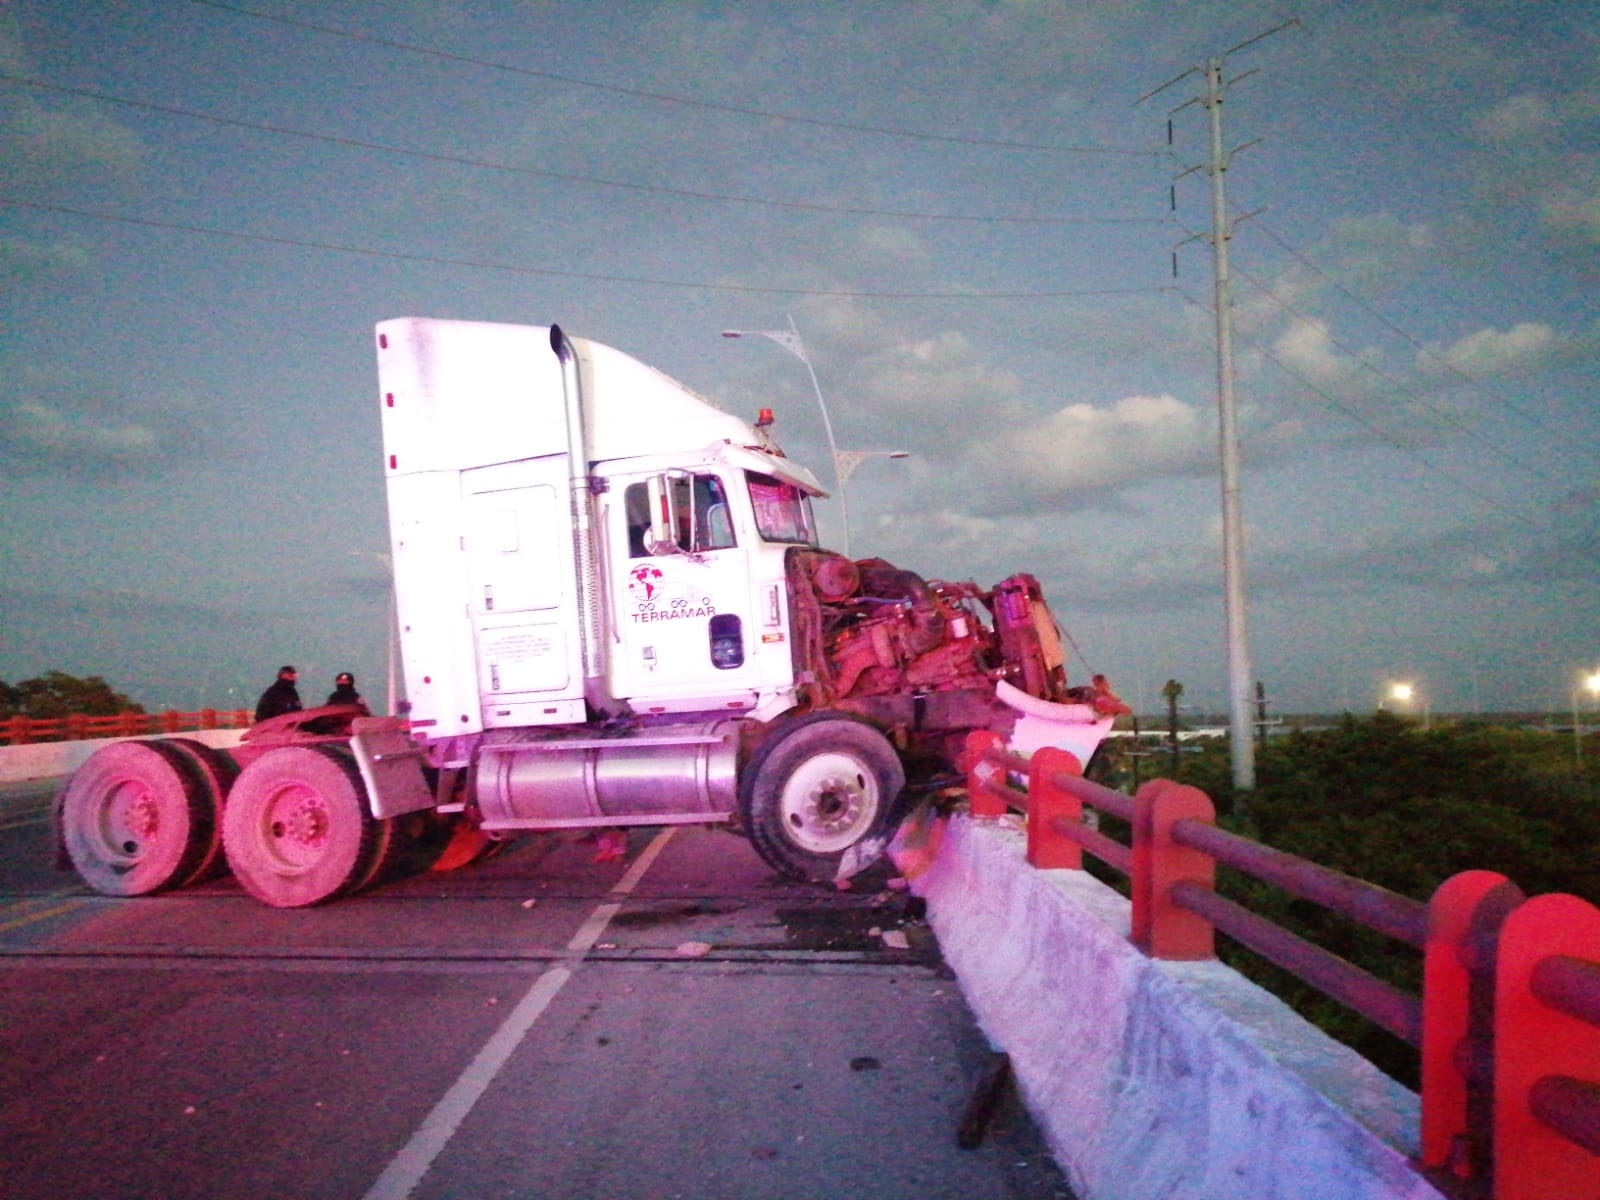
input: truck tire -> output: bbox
[59,740,218,896]
[222,745,379,908]
[162,738,239,884]
[739,714,905,883]
[348,813,409,893]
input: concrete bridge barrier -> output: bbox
[0,729,247,785]
[899,811,1447,1200]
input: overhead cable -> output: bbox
[0,73,1158,227]
[1174,287,1545,530]
[187,0,1157,158]
[1,197,1169,300]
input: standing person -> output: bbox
[326,672,370,715]
[254,665,302,722]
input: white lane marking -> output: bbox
[362,828,676,1200]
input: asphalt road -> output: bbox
[1,777,1073,1200]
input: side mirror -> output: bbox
[645,474,683,556]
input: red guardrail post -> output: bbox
[2,715,27,745]
[964,730,1007,819]
[1131,779,1216,960]
[1026,746,1083,869]
[1494,892,1600,1200]
[1420,870,1523,1181]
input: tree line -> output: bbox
[1157,712,1597,1085]
[0,672,145,720]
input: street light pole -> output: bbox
[721,317,906,557]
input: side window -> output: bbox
[624,482,651,558]
[692,475,736,552]
[624,475,736,558]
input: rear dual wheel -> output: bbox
[163,737,238,883]
[59,740,223,897]
[222,745,382,908]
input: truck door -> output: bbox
[605,471,759,710]
[463,458,586,726]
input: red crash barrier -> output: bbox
[961,730,1600,1200]
[0,709,253,745]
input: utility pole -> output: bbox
[1204,55,1257,797]
[1140,20,1296,803]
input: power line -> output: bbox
[1227,262,1565,488]
[1174,286,1546,530]
[188,0,1157,159]
[0,73,1159,228]
[1250,218,1579,449]
[1166,215,1573,513]
[0,197,1169,301]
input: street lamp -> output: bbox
[1571,668,1600,765]
[722,316,907,557]
[1387,681,1430,730]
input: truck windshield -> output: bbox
[747,472,818,546]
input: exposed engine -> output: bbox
[785,549,1126,765]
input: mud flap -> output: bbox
[350,717,436,819]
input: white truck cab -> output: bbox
[56,317,1127,908]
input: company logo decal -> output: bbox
[626,565,716,624]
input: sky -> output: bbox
[2,0,1596,720]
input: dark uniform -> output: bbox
[326,672,370,715]
[254,665,303,722]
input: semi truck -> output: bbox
[57,318,1127,907]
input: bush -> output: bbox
[1169,713,1599,1084]
[0,672,145,720]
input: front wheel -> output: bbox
[739,715,905,883]
[222,745,379,908]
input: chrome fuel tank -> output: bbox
[473,720,740,830]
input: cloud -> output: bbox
[1418,322,1556,379]
[859,328,1028,424]
[0,234,91,285]
[964,391,1213,513]
[1539,170,1600,244]
[0,92,144,190]
[1272,319,1372,396]
[0,367,224,480]
[1474,93,1561,143]
[1267,320,1395,409]
[1,398,160,474]
[1050,500,1599,620]
[1458,81,1600,247]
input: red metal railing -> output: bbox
[0,709,253,745]
[963,729,1600,1200]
